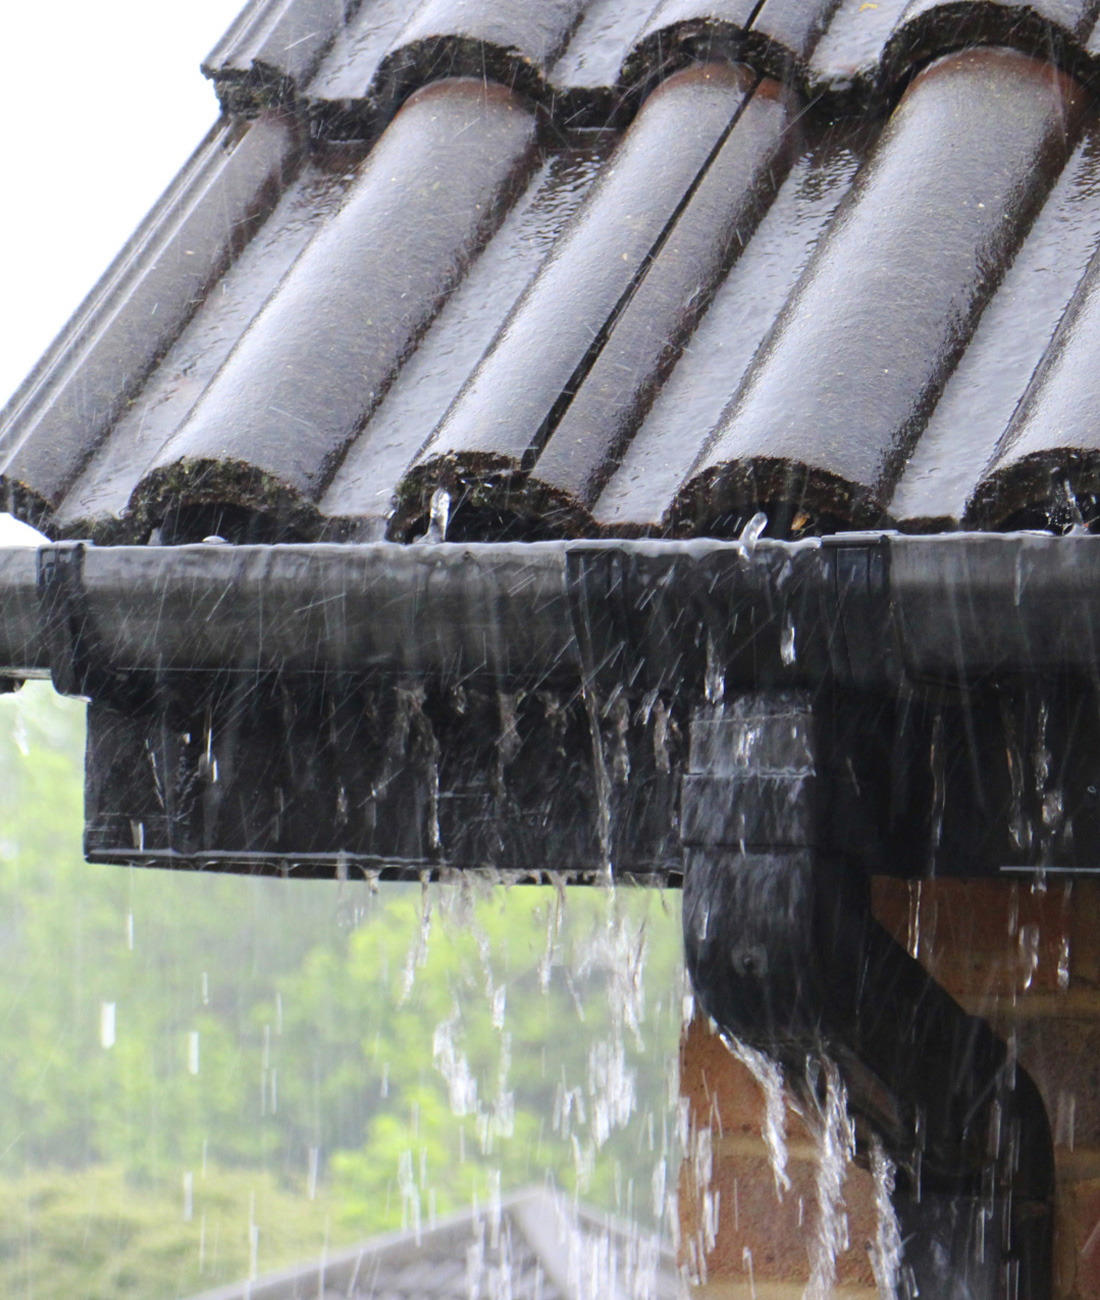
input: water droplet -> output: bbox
[415,487,452,543]
[99,1002,116,1049]
[1058,935,1071,990]
[705,635,725,706]
[738,511,768,550]
[1019,923,1040,991]
[780,615,797,666]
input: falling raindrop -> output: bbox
[743,1245,757,1299]
[906,880,922,960]
[99,1002,116,1050]
[705,635,725,707]
[1019,923,1040,991]
[780,614,797,666]
[1057,935,1071,990]
[415,487,452,543]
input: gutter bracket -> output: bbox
[825,531,898,687]
[37,542,107,699]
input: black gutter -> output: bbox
[3,531,1100,688]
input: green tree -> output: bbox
[0,684,685,1295]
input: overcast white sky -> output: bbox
[0,0,246,411]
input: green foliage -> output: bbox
[0,683,685,1296]
[0,1162,349,1300]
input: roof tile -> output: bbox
[674,47,1085,529]
[592,116,871,535]
[135,80,538,539]
[319,139,612,538]
[972,232,1100,524]
[56,146,362,539]
[203,0,354,111]
[889,120,1100,530]
[9,0,1100,544]
[0,115,299,529]
[529,78,794,530]
[395,62,754,536]
[379,0,589,99]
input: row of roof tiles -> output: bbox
[204,0,1100,133]
[3,0,1100,544]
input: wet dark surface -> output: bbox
[376,0,589,106]
[529,80,794,528]
[752,0,847,67]
[200,0,1100,136]
[9,0,1100,548]
[29,532,1100,894]
[674,48,1086,531]
[0,116,299,528]
[304,0,414,137]
[546,0,657,119]
[395,64,753,536]
[972,221,1100,526]
[624,0,759,90]
[885,0,1100,95]
[202,0,351,114]
[321,142,613,540]
[889,121,1100,531]
[83,674,685,880]
[593,117,871,535]
[54,152,363,541]
[807,0,912,101]
[133,81,539,539]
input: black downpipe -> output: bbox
[680,694,1054,1299]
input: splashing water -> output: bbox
[722,1034,791,1199]
[801,1058,855,1300]
[1019,923,1041,992]
[739,511,768,551]
[415,487,451,543]
[432,1012,479,1116]
[869,1137,903,1300]
[401,874,434,1001]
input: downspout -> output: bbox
[680,692,1053,1298]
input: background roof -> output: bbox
[3,0,1100,546]
[187,1187,680,1300]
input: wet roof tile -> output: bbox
[6,0,1100,543]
